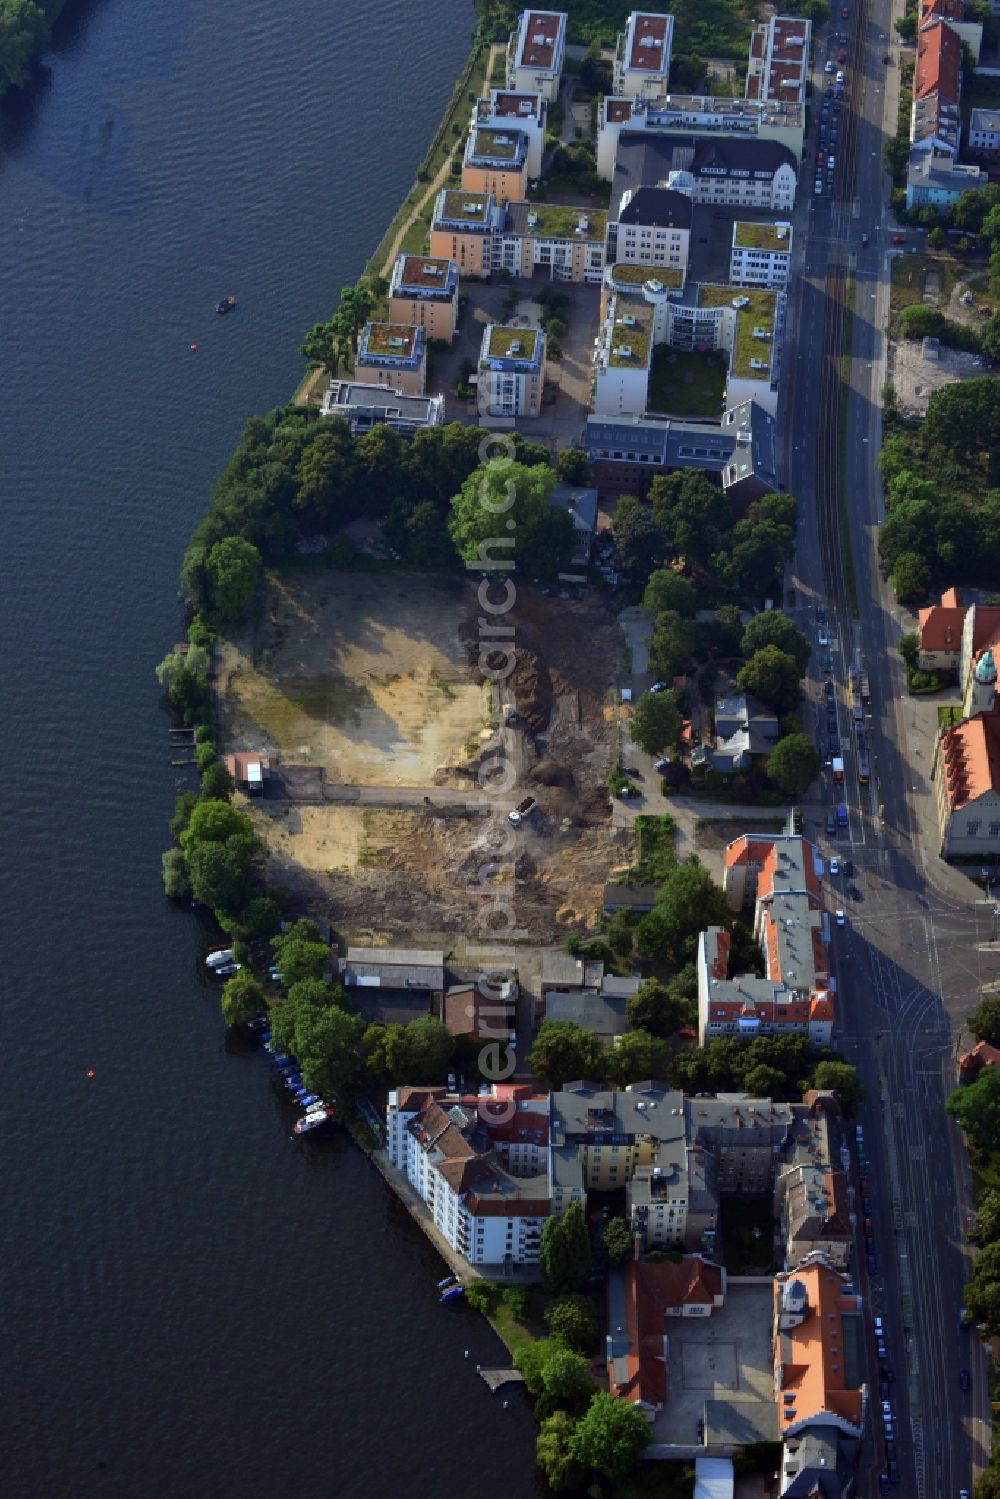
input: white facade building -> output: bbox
[472,89,548,177]
[506,10,567,101]
[729,221,793,286]
[613,11,674,98]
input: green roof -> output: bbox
[733,221,792,252]
[472,128,523,161]
[610,262,685,289]
[698,284,778,380]
[522,202,607,241]
[363,323,419,357]
[607,305,652,368]
[484,325,540,360]
[440,190,491,223]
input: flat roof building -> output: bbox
[355,322,427,395]
[597,93,805,180]
[745,15,811,105]
[585,398,779,504]
[388,254,459,342]
[613,12,674,99]
[462,126,531,205]
[730,220,793,287]
[474,90,547,176]
[506,10,568,101]
[320,381,443,436]
[477,323,547,419]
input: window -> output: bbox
[990,823,1000,839]
[967,820,981,838]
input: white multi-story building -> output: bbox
[593,295,654,417]
[387,1085,550,1270]
[729,221,793,287]
[605,185,692,273]
[613,11,674,98]
[745,15,811,105]
[611,134,798,213]
[472,90,548,178]
[477,324,547,418]
[597,94,805,180]
[969,107,1000,157]
[506,10,567,102]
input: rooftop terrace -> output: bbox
[734,220,792,252]
[699,284,778,380]
[609,262,684,289]
[470,127,526,162]
[520,202,607,240]
[397,255,457,291]
[606,304,653,368]
[438,190,493,225]
[483,325,541,362]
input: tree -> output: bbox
[630,689,680,754]
[402,499,456,567]
[205,536,261,625]
[946,1068,1000,1154]
[741,613,812,675]
[895,11,916,37]
[811,1059,865,1113]
[272,930,329,986]
[528,1021,605,1091]
[636,860,732,964]
[365,1016,455,1084]
[186,837,257,915]
[737,646,802,715]
[626,978,693,1039]
[971,1188,1000,1245]
[556,448,592,485]
[270,981,363,1099]
[898,631,919,671]
[0,0,49,92]
[200,760,234,801]
[539,1202,592,1295]
[535,1411,583,1492]
[928,226,947,251]
[544,1294,599,1354]
[643,569,697,618]
[161,847,191,900]
[601,1216,635,1267]
[970,996,1000,1046]
[300,319,340,375]
[891,549,931,605]
[448,459,572,577]
[651,470,733,570]
[605,1030,670,1088]
[743,1063,787,1099]
[982,314,1000,365]
[964,1241,1000,1335]
[540,1344,592,1404]
[767,733,821,798]
[571,1391,651,1479]
[220,970,266,1028]
[974,1463,1000,1499]
[613,496,665,582]
[649,610,697,680]
[180,798,254,855]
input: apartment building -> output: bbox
[477,324,547,418]
[585,397,779,504]
[607,1257,727,1412]
[773,1256,867,1443]
[506,10,567,101]
[612,11,674,99]
[906,149,985,208]
[320,381,443,435]
[354,322,427,395]
[597,93,805,179]
[665,282,784,416]
[911,17,963,157]
[473,90,547,177]
[933,706,1000,858]
[605,185,692,272]
[917,587,1000,706]
[730,221,793,286]
[498,201,606,282]
[774,1101,851,1270]
[613,132,798,214]
[462,126,530,205]
[745,15,812,106]
[698,834,835,1045]
[428,189,503,278]
[386,1084,549,1268]
[593,294,655,417]
[388,254,459,341]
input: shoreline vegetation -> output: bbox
[0,0,69,96]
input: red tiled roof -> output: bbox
[972,606,1000,655]
[915,19,962,103]
[959,1039,1000,1079]
[939,713,1000,809]
[918,601,965,652]
[610,1258,725,1408]
[520,12,562,69]
[628,14,669,71]
[921,0,965,23]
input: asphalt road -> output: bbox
[779,1,994,1494]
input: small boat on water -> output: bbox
[440,1284,465,1303]
[297,1093,321,1109]
[215,295,237,314]
[436,1275,456,1291]
[273,1055,293,1069]
[212,962,241,979]
[294,1105,336,1135]
[205,948,234,969]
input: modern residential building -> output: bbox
[605,185,692,273]
[933,708,1000,858]
[477,324,547,418]
[388,254,460,342]
[773,1256,867,1443]
[593,293,655,417]
[461,126,530,205]
[597,93,805,180]
[386,1084,549,1268]
[585,397,780,503]
[320,381,443,435]
[730,221,793,286]
[428,189,503,278]
[745,15,812,106]
[666,282,785,416]
[472,90,548,177]
[505,9,567,101]
[692,691,781,772]
[354,322,427,395]
[498,200,607,282]
[969,107,1000,158]
[607,1256,727,1412]
[612,132,798,213]
[698,834,836,1045]
[612,11,674,99]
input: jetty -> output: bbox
[478,1368,524,1393]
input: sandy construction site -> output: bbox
[216,571,631,943]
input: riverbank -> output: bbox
[0,0,70,98]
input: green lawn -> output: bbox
[611,1463,696,1499]
[938,704,964,731]
[648,346,728,417]
[629,814,677,884]
[888,253,974,334]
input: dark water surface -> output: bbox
[0,3,541,1494]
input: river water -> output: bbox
[0,2,542,1493]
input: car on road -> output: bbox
[891,233,906,244]
[843,859,854,876]
[826,812,837,834]
[841,4,848,14]
[825,59,834,73]
[883,52,890,63]
[835,909,846,926]
[861,232,869,246]
[827,713,837,733]
[831,128,839,142]
[849,882,862,900]
[881,1399,892,1415]
[960,1367,971,1391]
[868,1251,878,1273]
[887,1461,899,1485]
[874,1315,883,1334]
[829,857,841,875]
[827,156,836,170]
[818,629,829,646]
[822,654,833,672]
[650,681,666,693]
[862,1197,871,1215]
[818,150,827,166]
[838,47,847,62]
[882,1369,896,1383]
[877,1338,888,1358]
[814,180,824,195]
[879,1477,890,1497]
[824,679,835,697]
[828,734,840,753]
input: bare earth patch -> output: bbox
[217,571,630,942]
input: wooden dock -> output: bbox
[478,1367,524,1393]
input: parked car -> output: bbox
[891,233,906,244]
[960,1367,971,1391]
[825,59,834,73]
[818,629,829,646]
[879,1477,890,1497]
[824,679,835,697]
[868,1251,878,1273]
[827,712,837,732]
[830,857,841,875]
[826,812,837,834]
[849,883,862,900]
[650,681,667,693]
[654,757,671,772]
[883,51,890,63]
[836,909,846,927]
[843,859,854,877]
[823,654,833,672]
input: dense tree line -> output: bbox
[0,0,63,95]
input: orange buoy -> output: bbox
[86,1068,96,1079]
[190,343,198,351]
